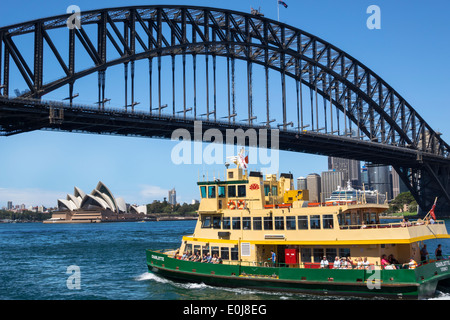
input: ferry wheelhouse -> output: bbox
[146,157,450,299]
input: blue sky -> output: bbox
[1,0,450,207]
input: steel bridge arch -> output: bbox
[1,5,450,215]
[0,5,448,156]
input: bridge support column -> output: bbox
[394,164,450,217]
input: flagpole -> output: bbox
[277,0,279,21]
[423,197,438,220]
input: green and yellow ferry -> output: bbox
[146,158,450,299]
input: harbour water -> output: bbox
[1,219,449,300]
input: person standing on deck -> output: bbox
[270,250,276,267]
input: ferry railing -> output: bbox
[339,219,445,230]
[165,250,449,271]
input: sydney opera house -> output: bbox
[45,181,147,223]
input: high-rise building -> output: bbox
[361,165,369,188]
[168,188,177,205]
[306,173,321,202]
[391,168,409,199]
[296,176,307,190]
[321,170,344,201]
[367,164,392,200]
[7,201,13,210]
[328,157,361,188]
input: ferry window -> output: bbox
[301,248,312,263]
[263,216,273,230]
[202,245,210,256]
[298,215,308,230]
[253,217,262,230]
[275,216,284,230]
[218,186,226,198]
[223,217,231,230]
[201,215,211,228]
[310,215,321,229]
[231,246,239,260]
[238,185,246,197]
[221,247,230,260]
[232,217,241,230]
[208,186,216,198]
[243,217,251,230]
[286,216,296,230]
[323,215,334,229]
[200,186,207,198]
[313,248,324,263]
[211,246,219,257]
[185,244,192,254]
[326,248,337,262]
[339,248,350,258]
[194,245,201,255]
[212,216,221,229]
[228,185,236,197]
[272,186,278,196]
[264,185,270,196]
[370,212,377,224]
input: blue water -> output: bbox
[1,220,449,300]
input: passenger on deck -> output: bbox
[340,257,349,269]
[362,257,370,269]
[435,244,443,260]
[193,252,201,262]
[356,257,363,269]
[381,254,396,269]
[347,256,354,268]
[388,254,399,266]
[320,256,329,269]
[420,244,429,262]
[333,256,341,269]
[403,258,417,269]
[401,218,407,227]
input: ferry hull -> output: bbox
[146,250,450,300]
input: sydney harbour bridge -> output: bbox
[0,5,449,216]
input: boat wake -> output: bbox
[135,272,170,283]
[428,290,450,300]
[136,272,450,300]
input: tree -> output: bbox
[389,192,416,213]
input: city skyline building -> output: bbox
[367,164,392,200]
[296,176,307,191]
[328,157,361,188]
[306,173,321,202]
[321,170,344,201]
[391,168,409,199]
[168,188,177,205]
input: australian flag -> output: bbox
[278,0,288,8]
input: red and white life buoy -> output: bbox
[237,200,246,210]
[227,200,236,210]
